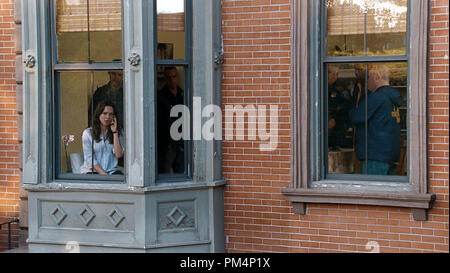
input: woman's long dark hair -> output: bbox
[91,100,122,143]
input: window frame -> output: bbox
[21,0,224,190]
[282,0,435,221]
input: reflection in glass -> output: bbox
[56,0,123,63]
[326,0,408,56]
[327,63,408,176]
[157,66,186,175]
[157,0,186,60]
[58,71,125,176]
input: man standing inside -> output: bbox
[349,65,402,175]
[157,67,185,174]
[88,69,124,128]
[328,65,352,150]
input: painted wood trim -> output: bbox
[123,0,156,187]
[291,0,310,189]
[40,1,52,185]
[21,0,41,185]
[192,0,223,182]
[23,179,226,193]
[409,0,429,194]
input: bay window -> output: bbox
[22,0,224,252]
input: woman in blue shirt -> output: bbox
[80,101,125,175]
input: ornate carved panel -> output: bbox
[158,201,196,231]
[50,205,67,226]
[40,201,134,231]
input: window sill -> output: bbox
[281,186,436,221]
[23,180,227,194]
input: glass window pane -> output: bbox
[56,0,123,63]
[326,0,365,56]
[58,71,125,176]
[326,0,408,57]
[89,0,123,62]
[327,62,407,176]
[56,0,89,62]
[327,64,356,173]
[157,66,187,175]
[366,0,407,56]
[157,0,186,60]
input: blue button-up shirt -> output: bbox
[80,128,125,174]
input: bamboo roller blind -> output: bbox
[57,0,185,33]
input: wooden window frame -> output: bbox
[281,0,436,221]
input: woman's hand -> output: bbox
[110,116,118,132]
[94,164,108,175]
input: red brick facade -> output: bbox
[0,0,20,250]
[0,0,448,252]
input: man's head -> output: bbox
[164,67,179,90]
[328,65,339,86]
[108,70,123,91]
[368,65,390,92]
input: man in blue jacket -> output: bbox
[349,65,402,175]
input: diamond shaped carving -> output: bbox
[107,207,125,228]
[51,205,67,226]
[167,206,187,227]
[78,205,96,226]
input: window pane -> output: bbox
[327,64,356,173]
[157,0,186,60]
[327,62,408,176]
[326,0,365,56]
[56,0,123,63]
[366,0,407,56]
[57,71,125,177]
[57,0,89,62]
[326,0,408,56]
[157,66,187,175]
[89,0,123,62]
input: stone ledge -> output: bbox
[282,187,436,221]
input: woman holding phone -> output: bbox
[80,100,124,175]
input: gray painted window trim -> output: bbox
[282,0,435,221]
[22,0,224,191]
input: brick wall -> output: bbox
[0,0,20,251]
[222,0,449,253]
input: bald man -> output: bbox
[349,65,402,175]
